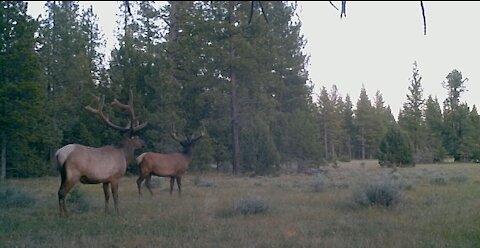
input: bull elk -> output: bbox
[55,90,147,216]
[135,125,206,196]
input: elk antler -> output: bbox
[171,123,206,143]
[85,90,148,135]
[170,123,184,143]
[190,124,206,142]
[110,90,148,133]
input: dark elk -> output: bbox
[135,125,206,196]
[55,90,147,216]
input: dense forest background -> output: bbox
[1,1,479,179]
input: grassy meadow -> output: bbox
[2,160,480,247]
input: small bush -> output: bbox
[216,195,271,218]
[193,176,216,187]
[353,181,401,208]
[0,186,36,209]
[233,195,270,215]
[193,175,201,186]
[451,174,468,183]
[430,175,448,186]
[148,176,162,188]
[312,175,327,192]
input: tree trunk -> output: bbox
[323,122,328,160]
[167,1,180,88]
[361,128,366,160]
[1,131,6,180]
[229,1,240,175]
[231,71,240,175]
[169,1,179,42]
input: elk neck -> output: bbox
[118,138,137,163]
[181,145,194,160]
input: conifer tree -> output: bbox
[1,1,47,178]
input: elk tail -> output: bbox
[136,153,147,165]
[55,144,76,169]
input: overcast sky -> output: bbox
[27,1,480,118]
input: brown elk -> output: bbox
[55,90,147,216]
[135,125,205,196]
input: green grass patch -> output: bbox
[3,161,480,247]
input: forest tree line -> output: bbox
[1,1,478,179]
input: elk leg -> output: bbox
[136,175,145,196]
[176,176,182,196]
[145,175,154,195]
[103,183,110,214]
[111,180,120,214]
[58,178,77,217]
[170,177,175,196]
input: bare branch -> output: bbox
[329,1,339,11]
[340,1,347,18]
[420,1,427,35]
[248,1,269,25]
[258,1,269,24]
[249,1,255,24]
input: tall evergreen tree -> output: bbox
[372,90,392,157]
[38,1,109,172]
[1,1,47,178]
[354,86,376,160]
[442,69,468,160]
[398,61,427,162]
[317,85,343,162]
[424,95,446,162]
[170,1,317,174]
[341,94,355,161]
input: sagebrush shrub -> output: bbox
[233,195,270,215]
[450,173,468,183]
[353,181,401,208]
[430,175,448,186]
[312,175,327,192]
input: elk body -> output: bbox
[56,91,147,216]
[136,126,205,196]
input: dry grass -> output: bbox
[2,160,480,247]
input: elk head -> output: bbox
[170,124,206,151]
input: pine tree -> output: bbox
[372,90,392,158]
[442,69,468,160]
[317,85,343,162]
[398,61,427,162]
[424,96,446,162]
[354,86,376,160]
[378,125,414,167]
[341,94,355,161]
[38,1,112,172]
[0,1,47,178]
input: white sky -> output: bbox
[27,1,480,118]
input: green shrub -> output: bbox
[430,175,448,186]
[233,195,270,215]
[312,175,327,192]
[450,173,468,183]
[378,126,414,167]
[353,181,401,208]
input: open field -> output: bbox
[2,160,480,247]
